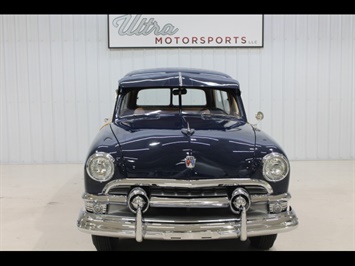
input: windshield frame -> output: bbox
[114,87,247,122]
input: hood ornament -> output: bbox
[185,155,196,169]
[181,121,195,136]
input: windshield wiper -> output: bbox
[118,113,161,121]
[200,113,241,120]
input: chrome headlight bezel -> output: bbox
[86,152,115,182]
[262,152,290,182]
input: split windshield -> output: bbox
[118,88,241,118]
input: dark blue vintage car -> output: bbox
[77,67,298,250]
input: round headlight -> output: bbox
[262,153,289,182]
[86,152,115,182]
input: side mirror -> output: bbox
[255,111,264,121]
[251,111,264,128]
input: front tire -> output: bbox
[249,234,277,250]
[92,235,116,251]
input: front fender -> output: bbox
[252,128,290,195]
[84,124,126,194]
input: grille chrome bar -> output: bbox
[82,193,127,204]
[149,196,230,208]
[150,187,228,198]
[103,178,273,194]
[82,192,292,207]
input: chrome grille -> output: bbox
[106,185,268,198]
[84,178,281,216]
[150,187,228,198]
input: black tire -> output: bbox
[249,234,277,250]
[91,235,116,251]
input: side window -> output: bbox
[118,91,132,116]
[215,90,230,114]
[215,90,239,116]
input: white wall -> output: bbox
[1,14,354,163]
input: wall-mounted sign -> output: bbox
[108,14,263,48]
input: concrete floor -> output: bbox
[0,160,354,251]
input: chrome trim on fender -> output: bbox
[102,178,273,194]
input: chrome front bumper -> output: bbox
[77,206,298,241]
[77,178,298,241]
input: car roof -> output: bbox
[118,67,240,92]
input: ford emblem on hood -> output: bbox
[185,155,196,169]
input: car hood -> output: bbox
[111,115,256,179]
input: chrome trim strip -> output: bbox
[149,196,229,208]
[77,209,298,240]
[103,178,273,194]
[250,193,291,203]
[178,72,183,86]
[82,193,127,204]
